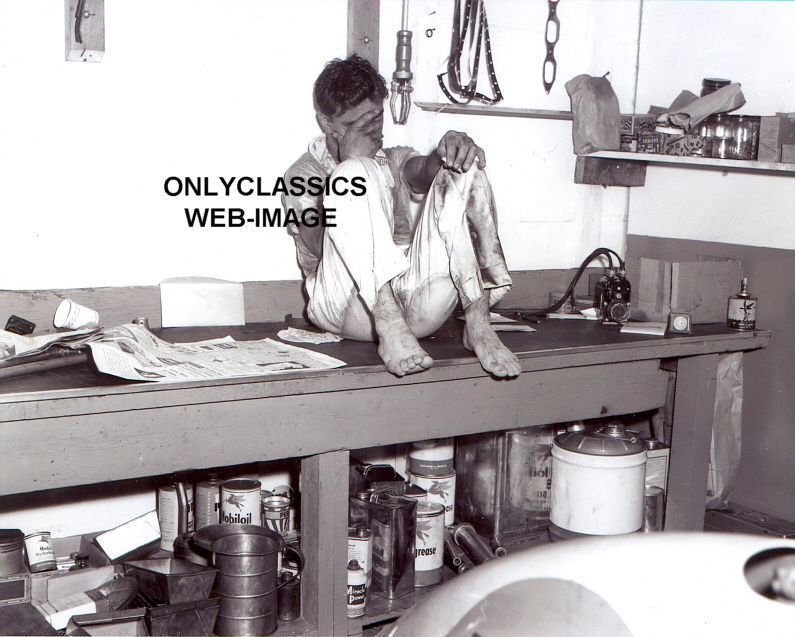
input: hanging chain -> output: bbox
[542,0,560,94]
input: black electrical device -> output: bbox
[498,247,631,326]
[593,267,631,325]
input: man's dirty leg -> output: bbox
[373,283,434,377]
[463,292,521,378]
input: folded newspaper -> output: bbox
[0,327,100,361]
[87,324,346,382]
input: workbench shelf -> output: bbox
[0,320,771,637]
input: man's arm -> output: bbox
[403,130,487,195]
[282,162,327,261]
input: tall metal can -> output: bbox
[158,484,195,551]
[409,471,456,526]
[195,477,223,530]
[220,479,261,525]
[414,502,445,586]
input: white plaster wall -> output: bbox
[627,0,795,249]
[0,0,643,292]
[0,0,349,290]
[380,0,641,269]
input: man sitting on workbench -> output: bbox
[282,55,520,379]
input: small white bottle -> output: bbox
[346,559,367,618]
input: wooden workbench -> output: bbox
[0,319,770,636]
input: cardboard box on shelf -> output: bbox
[626,256,742,324]
[758,114,795,162]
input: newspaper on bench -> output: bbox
[87,324,346,382]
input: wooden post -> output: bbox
[301,450,350,636]
[665,354,719,530]
[347,0,380,68]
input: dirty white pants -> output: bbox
[306,157,511,341]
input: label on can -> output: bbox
[347,527,373,588]
[727,297,756,330]
[370,519,393,580]
[262,495,291,535]
[158,486,195,551]
[414,502,444,587]
[220,479,261,525]
[645,442,670,493]
[409,472,456,526]
[408,439,455,476]
[23,532,56,573]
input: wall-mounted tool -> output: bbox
[542,0,561,93]
[438,0,503,105]
[65,0,104,62]
[390,0,414,125]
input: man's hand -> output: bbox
[336,109,384,161]
[436,130,486,172]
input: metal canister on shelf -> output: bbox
[347,526,373,589]
[408,438,455,477]
[732,115,761,160]
[157,483,194,551]
[0,529,25,576]
[414,502,445,587]
[346,560,367,618]
[277,571,301,622]
[220,478,261,525]
[194,476,223,530]
[408,471,456,526]
[262,494,291,535]
[24,531,57,573]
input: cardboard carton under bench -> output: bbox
[626,256,742,324]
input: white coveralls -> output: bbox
[283,138,511,341]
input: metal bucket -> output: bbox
[194,524,303,637]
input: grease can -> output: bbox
[408,471,456,526]
[414,502,445,587]
[220,479,261,525]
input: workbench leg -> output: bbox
[301,449,350,636]
[665,354,719,530]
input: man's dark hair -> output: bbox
[313,55,388,117]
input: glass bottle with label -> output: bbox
[727,278,757,330]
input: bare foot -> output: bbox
[463,324,520,378]
[373,282,433,377]
[462,298,521,378]
[378,321,434,377]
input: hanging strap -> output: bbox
[438,0,503,105]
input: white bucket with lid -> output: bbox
[550,429,647,539]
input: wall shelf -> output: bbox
[415,101,574,120]
[584,150,795,174]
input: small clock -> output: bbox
[668,310,692,334]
